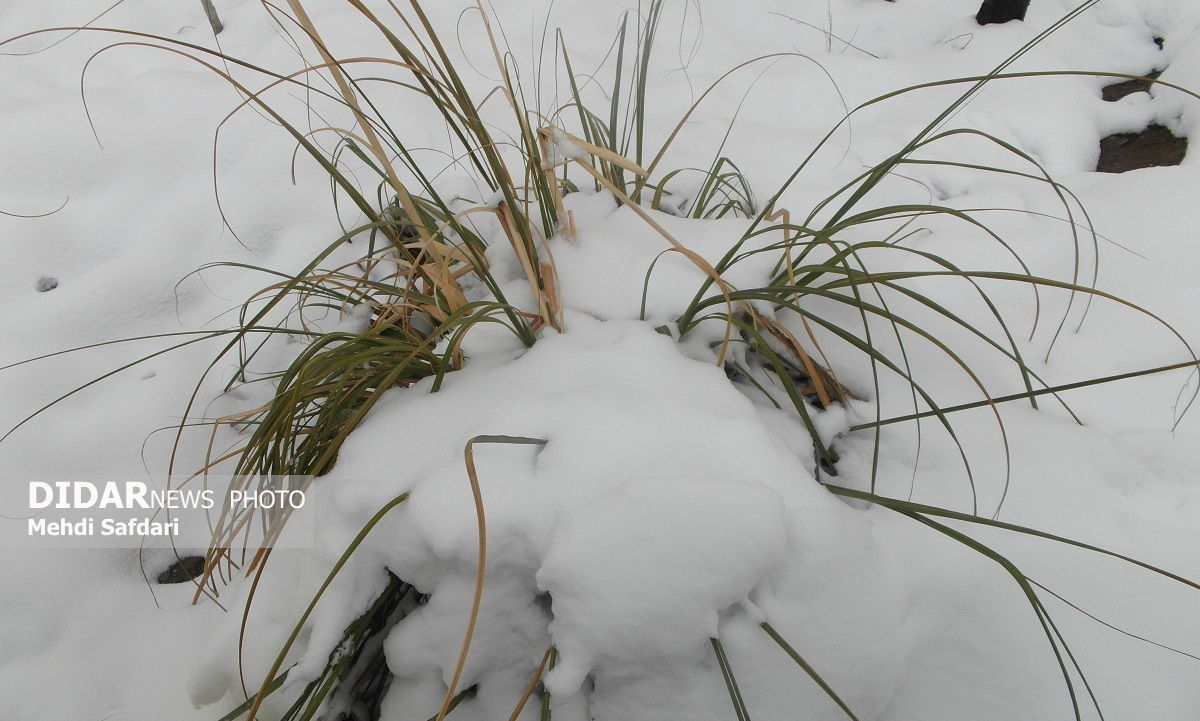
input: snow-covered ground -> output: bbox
[2,0,1200,719]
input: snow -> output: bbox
[2,1,1200,720]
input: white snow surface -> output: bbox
[2,1,1200,720]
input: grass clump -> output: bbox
[5,1,1200,720]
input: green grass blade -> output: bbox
[760,622,860,721]
[711,638,753,721]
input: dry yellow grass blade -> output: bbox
[541,261,562,330]
[760,317,847,408]
[538,126,650,178]
[507,647,553,721]
[472,0,540,178]
[434,436,490,721]
[762,205,846,407]
[495,202,559,331]
[284,0,468,316]
[437,436,545,721]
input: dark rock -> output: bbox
[1097,68,1186,173]
[35,276,58,292]
[976,0,1030,25]
[1101,71,1160,102]
[156,555,206,584]
[1097,125,1187,173]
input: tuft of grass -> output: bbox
[5,1,1200,720]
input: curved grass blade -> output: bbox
[437,435,548,721]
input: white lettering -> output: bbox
[29,482,52,509]
[73,482,98,509]
[125,482,149,509]
[99,483,123,508]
